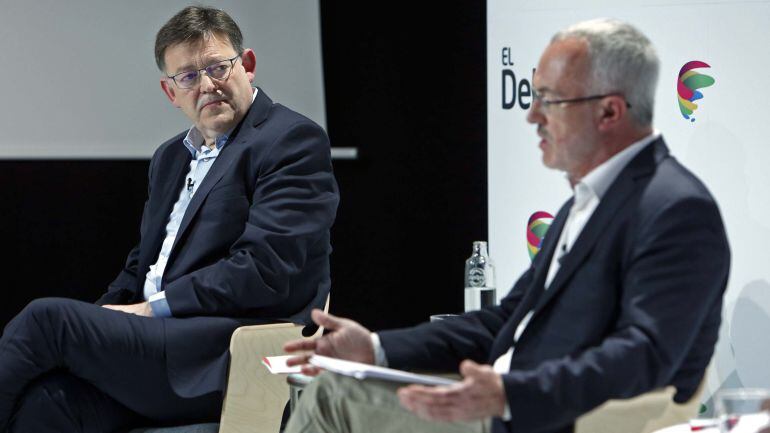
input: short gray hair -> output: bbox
[552,18,659,127]
[155,6,244,72]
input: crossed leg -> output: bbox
[0,298,221,432]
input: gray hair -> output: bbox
[155,6,244,73]
[552,18,659,127]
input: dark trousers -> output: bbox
[0,298,222,432]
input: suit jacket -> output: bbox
[379,138,730,433]
[96,88,339,397]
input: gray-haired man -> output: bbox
[284,18,728,433]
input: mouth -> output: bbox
[198,98,227,111]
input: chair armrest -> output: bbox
[218,323,304,433]
[575,382,704,433]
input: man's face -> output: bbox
[526,38,602,181]
[160,34,256,142]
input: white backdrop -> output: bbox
[488,0,770,409]
[0,0,325,158]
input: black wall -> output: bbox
[321,2,487,330]
[0,1,486,332]
[0,161,148,327]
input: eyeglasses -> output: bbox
[167,54,241,89]
[532,88,631,111]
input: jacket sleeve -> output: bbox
[378,264,534,372]
[95,244,141,305]
[162,120,339,317]
[95,152,158,306]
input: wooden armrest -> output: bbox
[218,295,329,433]
[218,322,304,433]
[575,381,705,433]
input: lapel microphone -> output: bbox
[187,177,195,192]
[557,243,567,265]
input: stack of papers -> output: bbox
[261,355,302,374]
[682,413,770,433]
[308,355,458,386]
[732,412,770,433]
[261,354,458,387]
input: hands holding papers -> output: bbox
[284,308,377,375]
[397,360,507,422]
[261,355,301,374]
[307,355,457,386]
[284,309,507,422]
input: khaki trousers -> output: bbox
[285,372,489,433]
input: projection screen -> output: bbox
[0,0,326,158]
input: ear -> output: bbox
[596,95,627,132]
[240,48,257,82]
[160,78,180,107]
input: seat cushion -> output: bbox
[128,423,219,433]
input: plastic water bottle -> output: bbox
[464,241,496,311]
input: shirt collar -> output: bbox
[575,130,660,203]
[182,87,259,157]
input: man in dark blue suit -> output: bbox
[283,18,729,433]
[0,6,338,432]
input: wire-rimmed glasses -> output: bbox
[166,54,241,89]
[531,88,632,111]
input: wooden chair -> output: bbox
[131,296,328,433]
[575,380,705,433]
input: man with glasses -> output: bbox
[0,6,338,432]
[283,18,729,433]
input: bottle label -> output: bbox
[464,287,497,311]
[468,268,486,287]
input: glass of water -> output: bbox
[715,388,770,432]
[429,314,460,322]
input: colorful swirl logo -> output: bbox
[527,211,554,262]
[677,61,715,122]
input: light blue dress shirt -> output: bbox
[144,89,258,317]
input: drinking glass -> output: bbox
[715,388,770,432]
[429,314,460,322]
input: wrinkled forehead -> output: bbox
[164,32,237,72]
[533,38,591,95]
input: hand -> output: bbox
[284,309,375,376]
[397,360,506,422]
[103,302,153,317]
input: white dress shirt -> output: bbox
[144,88,259,317]
[370,130,660,421]
[490,131,659,419]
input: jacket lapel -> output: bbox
[169,88,273,255]
[527,199,572,304]
[529,138,665,316]
[488,199,572,362]
[140,147,191,271]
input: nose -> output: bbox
[198,72,217,93]
[526,100,544,125]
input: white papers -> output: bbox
[731,412,770,433]
[686,418,719,432]
[676,413,770,433]
[262,355,302,374]
[309,355,458,386]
